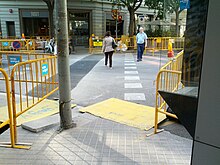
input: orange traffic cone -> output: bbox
[167,39,174,59]
[21,33,25,40]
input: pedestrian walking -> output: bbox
[102,31,116,69]
[136,27,148,62]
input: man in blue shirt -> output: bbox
[136,27,148,62]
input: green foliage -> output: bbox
[145,0,182,19]
[145,0,183,36]
[108,0,143,11]
[145,27,176,37]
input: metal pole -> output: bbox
[56,0,74,129]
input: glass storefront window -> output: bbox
[23,18,49,37]
[69,12,89,46]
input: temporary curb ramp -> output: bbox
[80,98,166,130]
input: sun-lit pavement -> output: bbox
[0,52,193,165]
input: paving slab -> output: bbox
[21,106,82,133]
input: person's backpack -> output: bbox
[112,39,117,49]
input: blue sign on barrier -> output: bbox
[2,42,9,47]
[180,0,190,10]
[42,63,49,76]
[8,56,22,65]
[12,41,21,49]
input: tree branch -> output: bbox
[134,0,143,11]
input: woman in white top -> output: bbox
[102,31,115,68]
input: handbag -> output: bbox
[112,39,117,49]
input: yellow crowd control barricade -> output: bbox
[152,51,184,135]
[113,36,184,55]
[10,56,58,149]
[0,69,16,148]
[0,39,35,52]
[119,36,136,50]
[0,51,54,74]
[0,55,58,149]
[89,36,104,54]
[145,37,185,55]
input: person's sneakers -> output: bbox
[137,59,140,62]
[140,59,142,61]
[109,67,113,69]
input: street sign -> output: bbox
[2,42,9,47]
[12,41,22,49]
[180,0,190,10]
[8,55,22,65]
[41,63,49,76]
[93,40,103,47]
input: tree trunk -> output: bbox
[48,6,54,38]
[128,9,135,37]
[134,16,137,34]
[175,11,180,37]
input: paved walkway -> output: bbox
[0,112,192,165]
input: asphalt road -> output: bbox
[70,53,168,107]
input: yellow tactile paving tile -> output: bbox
[80,98,165,130]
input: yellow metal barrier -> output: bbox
[0,51,54,74]
[146,37,185,52]
[10,56,58,149]
[88,35,184,55]
[111,36,184,55]
[0,39,36,51]
[0,55,58,149]
[0,69,16,148]
[89,36,104,54]
[153,51,184,134]
[119,36,137,50]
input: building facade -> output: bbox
[0,0,185,46]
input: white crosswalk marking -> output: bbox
[124,83,143,88]
[124,67,137,70]
[124,71,138,74]
[125,60,135,63]
[124,76,140,80]
[124,54,146,101]
[124,93,146,101]
[125,63,136,66]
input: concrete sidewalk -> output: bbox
[0,108,192,165]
